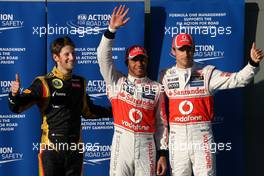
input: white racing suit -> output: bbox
[97,31,168,176]
[160,62,259,176]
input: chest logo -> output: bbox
[129,108,143,124]
[52,79,63,89]
[179,100,193,115]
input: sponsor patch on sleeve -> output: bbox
[23,89,31,94]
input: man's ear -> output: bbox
[171,47,176,56]
[53,54,59,62]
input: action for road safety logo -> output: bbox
[0,147,23,165]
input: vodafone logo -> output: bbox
[129,108,143,124]
[179,100,193,115]
[180,35,189,42]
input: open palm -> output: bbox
[110,5,130,29]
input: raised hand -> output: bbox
[110,5,130,30]
[11,73,20,96]
[250,42,264,64]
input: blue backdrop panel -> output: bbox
[0,1,46,176]
[46,1,144,175]
[151,0,245,175]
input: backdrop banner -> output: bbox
[47,1,144,175]
[151,0,245,175]
[0,1,46,176]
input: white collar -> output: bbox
[127,74,147,84]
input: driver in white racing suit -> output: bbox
[159,33,264,176]
[97,5,168,176]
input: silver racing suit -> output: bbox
[97,30,168,176]
[160,62,259,176]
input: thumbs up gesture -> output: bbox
[250,42,264,64]
[11,73,20,96]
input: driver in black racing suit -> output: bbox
[8,36,112,176]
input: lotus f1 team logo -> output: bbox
[129,108,143,124]
[179,100,193,115]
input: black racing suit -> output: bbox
[8,67,112,176]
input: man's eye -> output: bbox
[179,48,185,51]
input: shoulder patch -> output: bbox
[23,89,31,94]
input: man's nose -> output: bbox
[135,59,143,65]
[181,50,188,56]
[183,50,192,57]
[69,53,75,60]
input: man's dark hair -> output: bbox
[50,36,75,55]
[124,46,131,66]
